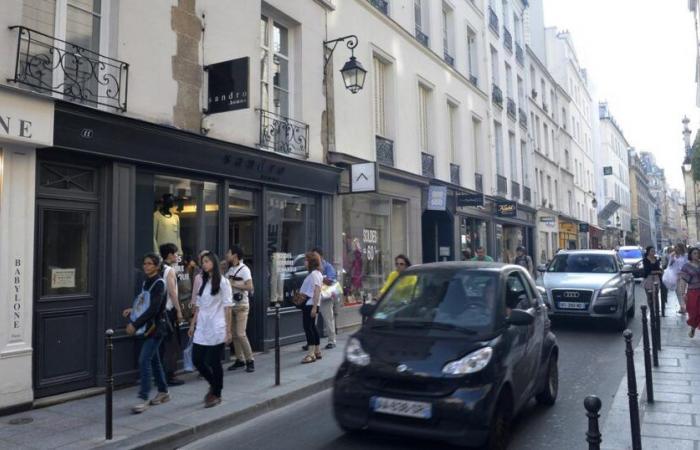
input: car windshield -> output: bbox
[371,270,498,332]
[547,254,618,274]
[619,248,642,259]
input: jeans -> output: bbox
[193,343,225,397]
[319,297,337,344]
[232,303,254,361]
[302,305,320,346]
[138,336,168,401]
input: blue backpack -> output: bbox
[130,278,165,335]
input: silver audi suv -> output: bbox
[537,250,635,330]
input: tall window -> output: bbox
[530,65,536,94]
[442,5,453,57]
[490,46,499,83]
[260,15,291,117]
[547,175,552,206]
[568,191,573,215]
[520,140,528,186]
[467,27,478,79]
[505,63,513,97]
[448,102,458,162]
[513,13,522,44]
[415,0,428,36]
[517,76,524,105]
[494,121,504,176]
[373,56,388,137]
[473,117,482,174]
[418,84,431,153]
[543,123,549,156]
[554,180,559,210]
[508,132,517,181]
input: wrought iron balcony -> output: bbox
[469,74,478,87]
[488,7,499,36]
[503,27,513,53]
[415,27,429,47]
[444,51,455,67]
[450,163,460,185]
[259,109,309,158]
[421,152,435,178]
[515,43,524,66]
[8,25,129,111]
[506,97,517,120]
[518,107,528,129]
[523,186,532,203]
[368,0,389,15]
[511,180,520,199]
[492,83,503,107]
[497,174,508,196]
[475,173,483,193]
[376,135,394,166]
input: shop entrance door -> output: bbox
[229,216,257,274]
[33,199,99,397]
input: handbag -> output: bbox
[292,291,308,308]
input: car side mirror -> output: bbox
[360,303,376,317]
[621,264,634,273]
[537,264,547,273]
[507,309,535,326]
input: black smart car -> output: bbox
[333,262,558,449]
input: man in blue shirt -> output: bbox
[313,248,339,349]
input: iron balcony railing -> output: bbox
[415,27,429,47]
[511,180,520,199]
[492,83,503,107]
[444,51,455,67]
[259,109,309,158]
[515,43,524,66]
[503,27,513,53]
[450,163,460,185]
[475,172,483,192]
[368,0,389,15]
[8,25,129,111]
[523,186,532,203]
[488,7,499,36]
[376,135,394,166]
[518,107,528,129]
[469,74,478,87]
[421,152,435,178]
[497,174,508,196]
[506,97,517,120]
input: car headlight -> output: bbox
[600,286,619,296]
[345,337,370,367]
[442,347,493,375]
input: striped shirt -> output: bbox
[680,262,700,291]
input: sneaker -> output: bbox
[150,392,171,405]
[131,400,150,414]
[301,345,309,351]
[690,328,696,338]
[205,395,222,408]
[167,378,185,386]
[325,343,336,349]
[204,389,212,402]
[245,360,255,373]
[228,360,246,371]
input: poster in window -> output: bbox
[206,57,249,114]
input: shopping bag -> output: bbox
[663,267,677,290]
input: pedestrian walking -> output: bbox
[225,245,255,373]
[462,248,473,261]
[643,246,663,308]
[666,243,688,314]
[514,246,535,278]
[296,252,323,364]
[378,255,412,298]
[122,253,170,414]
[158,243,185,386]
[679,248,700,338]
[312,247,339,350]
[471,246,494,262]
[188,252,233,408]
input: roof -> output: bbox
[406,262,520,272]
[557,250,617,256]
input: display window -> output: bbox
[341,194,408,304]
[501,225,524,263]
[460,217,489,260]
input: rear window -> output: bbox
[619,248,642,259]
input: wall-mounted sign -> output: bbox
[427,185,448,211]
[496,201,517,217]
[457,193,484,207]
[539,216,556,228]
[51,268,76,289]
[579,223,590,233]
[350,162,377,193]
[0,89,54,147]
[603,166,613,176]
[206,57,249,114]
[10,257,22,341]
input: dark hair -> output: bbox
[644,246,655,258]
[395,254,412,267]
[305,251,321,272]
[312,247,324,257]
[689,247,700,262]
[517,246,526,253]
[159,242,179,259]
[228,245,244,260]
[143,252,161,267]
[199,252,222,296]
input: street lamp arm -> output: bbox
[324,35,359,69]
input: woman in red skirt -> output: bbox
[679,248,700,338]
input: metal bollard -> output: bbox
[640,306,654,403]
[105,329,114,441]
[649,287,659,367]
[584,395,602,450]
[660,282,667,317]
[274,303,281,386]
[362,292,368,325]
[654,284,662,352]
[623,330,642,450]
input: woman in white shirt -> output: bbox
[188,252,232,408]
[300,252,324,364]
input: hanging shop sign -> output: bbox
[496,201,517,217]
[205,57,249,114]
[350,162,378,193]
[579,223,590,233]
[457,193,484,207]
[427,185,448,211]
[603,166,613,176]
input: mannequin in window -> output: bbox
[154,194,182,254]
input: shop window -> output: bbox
[460,217,489,260]
[40,210,90,296]
[39,162,96,193]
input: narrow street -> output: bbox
[182,287,646,450]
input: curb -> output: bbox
[98,375,337,450]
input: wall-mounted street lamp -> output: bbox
[324,35,367,94]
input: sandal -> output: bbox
[315,352,323,360]
[301,354,317,364]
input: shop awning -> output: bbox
[597,200,620,224]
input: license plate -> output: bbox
[371,396,432,419]
[558,301,587,310]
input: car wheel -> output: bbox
[487,394,512,450]
[535,354,558,406]
[616,299,628,331]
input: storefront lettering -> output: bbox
[228,157,285,183]
[363,229,378,261]
[11,258,22,340]
[0,115,33,139]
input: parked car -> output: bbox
[333,262,558,449]
[617,245,644,279]
[537,250,635,330]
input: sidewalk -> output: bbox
[603,290,700,450]
[0,330,355,450]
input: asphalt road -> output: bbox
[182,286,647,450]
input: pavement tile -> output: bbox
[640,436,695,450]
[652,378,690,386]
[642,423,700,440]
[645,401,700,414]
[643,411,693,426]
[653,392,691,403]
[657,358,681,367]
[651,383,697,394]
